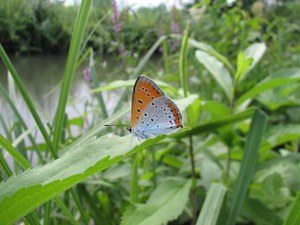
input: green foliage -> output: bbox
[0,134,166,225]
[1,1,300,225]
[122,179,192,225]
[196,183,227,225]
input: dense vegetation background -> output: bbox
[1,0,300,225]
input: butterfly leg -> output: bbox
[129,135,134,146]
[135,137,140,145]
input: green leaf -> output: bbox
[173,94,199,112]
[174,107,255,138]
[202,101,231,119]
[257,83,300,110]
[179,21,190,97]
[0,44,56,158]
[250,173,290,209]
[188,38,235,75]
[235,52,254,83]
[261,124,300,151]
[121,179,192,225]
[0,135,31,169]
[195,50,233,100]
[254,156,300,189]
[243,42,267,76]
[196,183,227,225]
[91,79,177,94]
[226,109,268,225]
[53,0,92,151]
[68,117,84,127]
[244,198,282,225]
[283,190,300,225]
[236,68,300,106]
[0,134,166,225]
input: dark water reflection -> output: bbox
[0,54,123,142]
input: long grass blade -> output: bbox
[52,0,92,151]
[196,183,227,225]
[226,109,268,225]
[283,190,300,225]
[0,134,32,169]
[179,21,190,97]
[0,83,44,161]
[0,44,57,158]
[55,195,80,225]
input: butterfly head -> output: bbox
[127,127,132,133]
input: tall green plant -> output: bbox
[52,0,92,151]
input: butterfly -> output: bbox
[127,75,183,139]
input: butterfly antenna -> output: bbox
[104,124,129,127]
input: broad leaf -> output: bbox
[195,50,233,100]
[188,38,234,74]
[243,42,267,77]
[0,134,166,225]
[235,52,254,83]
[257,84,300,110]
[261,124,300,152]
[92,79,177,94]
[236,68,300,106]
[249,173,290,209]
[244,198,282,225]
[121,179,192,225]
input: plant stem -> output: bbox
[189,135,197,225]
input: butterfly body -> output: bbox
[129,75,183,139]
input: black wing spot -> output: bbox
[142,121,144,124]
[157,125,159,127]
[164,109,166,111]
[147,93,150,96]
[137,88,141,91]
[137,109,141,112]
[142,87,145,90]
[137,117,139,119]
[151,102,155,106]
[138,100,143,104]
[151,96,154,99]
[151,118,154,121]
[145,89,148,92]
[168,116,171,118]
[155,106,158,108]
[146,124,149,126]
[144,113,148,116]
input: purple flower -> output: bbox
[112,0,121,33]
[171,21,180,34]
[83,67,92,83]
[171,4,180,34]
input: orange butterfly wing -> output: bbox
[131,75,165,129]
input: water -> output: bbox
[0,54,123,142]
